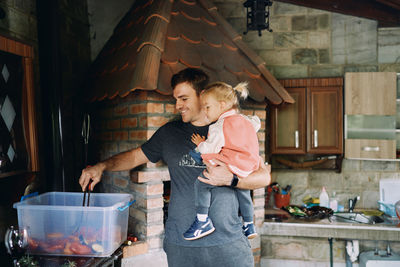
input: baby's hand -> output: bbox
[191,133,205,146]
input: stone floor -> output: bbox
[121,250,167,267]
[261,259,358,267]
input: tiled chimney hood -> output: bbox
[87,0,294,105]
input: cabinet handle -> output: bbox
[295,130,299,148]
[362,146,380,152]
[314,130,318,148]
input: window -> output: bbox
[0,36,38,178]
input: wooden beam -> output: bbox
[275,0,400,27]
[376,0,400,11]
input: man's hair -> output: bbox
[171,68,209,95]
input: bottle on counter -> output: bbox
[329,191,338,212]
[319,187,330,208]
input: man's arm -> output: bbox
[79,147,149,191]
[199,158,271,190]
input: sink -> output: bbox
[331,212,384,224]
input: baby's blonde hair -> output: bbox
[201,81,249,110]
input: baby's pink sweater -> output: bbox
[198,109,260,177]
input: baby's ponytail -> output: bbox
[233,82,249,100]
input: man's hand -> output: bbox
[78,148,150,191]
[198,159,233,186]
[191,133,206,146]
[199,158,272,190]
[79,163,105,191]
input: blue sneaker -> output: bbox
[183,217,215,240]
[243,223,258,239]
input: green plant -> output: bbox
[18,255,39,267]
[61,260,77,267]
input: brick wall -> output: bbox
[242,102,267,267]
[92,90,267,263]
[92,90,176,250]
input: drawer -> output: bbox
[345,139,396,159]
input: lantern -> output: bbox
[243,0,273,36]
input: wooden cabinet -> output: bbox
[271,78,343,155]
[345,72,397,160]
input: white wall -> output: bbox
[87,0,136,60]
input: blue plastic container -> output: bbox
[13,192,133,257]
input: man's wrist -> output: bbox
[230,174,239,188]
[97,161,107,172]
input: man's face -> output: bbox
[173,82,204,126]
[201,94,224,123]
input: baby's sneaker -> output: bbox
[243,223,258,239]
[183,217,215,240]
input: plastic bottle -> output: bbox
[319,187,330,208]
[329,191,338,212]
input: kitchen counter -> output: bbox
[262,210,400,241]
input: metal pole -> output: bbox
[329,238,333,267]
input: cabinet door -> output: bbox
[308,87,343,154]
[271,87,306,154]
[345,72,396,115]
[345,72,397,159]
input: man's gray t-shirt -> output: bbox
[141,120,243,247]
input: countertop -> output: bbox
[262,209,400,241]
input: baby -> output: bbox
[184,81,261,241]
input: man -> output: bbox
[79,68,271,267]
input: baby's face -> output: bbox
[200,94,224,123]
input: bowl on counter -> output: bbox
[378,201,397,217]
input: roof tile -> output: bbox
[162,38,179,64]
[157,62,173,95]
[87,0,293,105]
[197,42,224,71]
[174,13,202,43]
[178,40,202,68]
[217,67,239,86]
[168,61,188,75]
[138,16,168,52]
[126,45,161,94]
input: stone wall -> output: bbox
[213,1,400,265]
[87,0,136,60]
[0,0,37,42]
[261,236,400,266]
[272,160,400,210]
[214,1,400,76]
[213,0,400,212]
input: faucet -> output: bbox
[348,196,360,213]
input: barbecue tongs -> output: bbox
[82,180,93,207]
